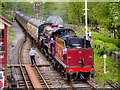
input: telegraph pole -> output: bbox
[85,0,88,40]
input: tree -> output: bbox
[67,2,84,24]
[108,2,120,39]
[15,2,34,16]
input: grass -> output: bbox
[8,27,15,40]
[92,32,119,48]
[92,31,119,84]
[8,26,15,64]
[94,54,119,84]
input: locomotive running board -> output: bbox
[54,56,68,68]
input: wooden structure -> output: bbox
[0,16,12,89]
[0,16,12,63]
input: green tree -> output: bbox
[108,2,120,39]
[67,2,84,24]
[15,2,34,16]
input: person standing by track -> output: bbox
[29,48,37,65]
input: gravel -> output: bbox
[9,21,25,64]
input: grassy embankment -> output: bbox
[92,32,119,84]
[75,25,119,85]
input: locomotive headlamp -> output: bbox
[69,70,74,75]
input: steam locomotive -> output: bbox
[14,11,94,81]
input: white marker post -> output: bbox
[103,54,107,74]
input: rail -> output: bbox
[106,81,120,90]
[18,36,31,89]
[87,80,98,90]
[34,64,50,90]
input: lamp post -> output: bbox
[103,54,107,74]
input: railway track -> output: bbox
[106,81,120,90]
[33,65,52,89]
[17,30,52,89]
[16,66,33,89]
[87,79,98,89]
[18,34,33,89]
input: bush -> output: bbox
[104,43,119,55]
[93,40,119,56]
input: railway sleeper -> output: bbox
[18,81,24,83]
[18,83,26,86]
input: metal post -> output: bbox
[103,54,107,73]
[104,58,106,73]
[85,0,88,40]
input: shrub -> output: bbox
[104,43,119,55]
[93,40,119,56]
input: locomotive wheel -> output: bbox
[91,74,94,78]
[84,73,90,79]
[48,54,52,60]
[55,62,59,70]
[53,60,57,70]
[57,63,61,72]
[45,53,49,58]
[59,65,63,73]
[61,69,65,76]
[51,59,55,65]
[41,47,45,54]
[67,73,71,82]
